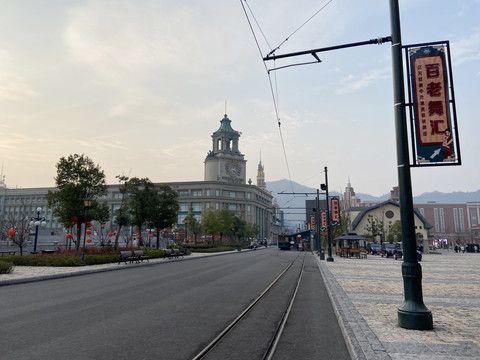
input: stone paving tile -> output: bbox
[317,252,480,359]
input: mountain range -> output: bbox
[267,179,480,213]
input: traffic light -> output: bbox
[320,184,327,191]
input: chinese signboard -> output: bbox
[321,211,327,231]
[310,215,315,230]
[408,44,460,166]
[331,197,340,225]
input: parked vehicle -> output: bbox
[381,242,396,258]
[368,242,382,255]
[393,243,403,260]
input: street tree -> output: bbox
[363,214,385,242]
[119,177,161,246]
[3,208,31,255]
[46,154,108,255]
[151,184,179,248]
[387,220,403,243]
[184,207,200,244]
[201,208,224,244]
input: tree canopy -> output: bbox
[46,154,108,254]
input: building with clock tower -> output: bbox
[204,114,247,184]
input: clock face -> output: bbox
[226,160,241,177]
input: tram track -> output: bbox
[192,252,307,360]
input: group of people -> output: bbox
[454,244,479,253]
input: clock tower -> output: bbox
[204,114,247,184]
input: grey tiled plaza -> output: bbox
[317,251,480,359]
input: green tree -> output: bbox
[201,208,224,244]
[387,220,402,243]
[120,177,159,246]
[46,154,108,255]
[184,207,200,244]
[151,184,179,248]
[363,215,384,242]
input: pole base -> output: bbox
[398,307,433,330]
[326,257,334,262]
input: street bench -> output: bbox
[164,248,184,260]
[118,251,136,264]
[0,251,16,257]
[118,250,150,264]
[133,250,149,263]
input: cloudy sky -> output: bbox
[1,0,478,197]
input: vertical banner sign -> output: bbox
[409,45,459,165]
[321,211,327,231]
[331,197,340,226]
[310,215,315,230]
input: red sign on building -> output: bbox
[310,215,315,230]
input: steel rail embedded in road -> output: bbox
[191,252,306,360]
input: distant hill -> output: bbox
[267,179,480,207]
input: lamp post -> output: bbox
[321,167,334,262]
[81,199,93,264]
[389,0,432,330]
[30,207,46,254]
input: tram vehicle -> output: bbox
[278,234,291,250]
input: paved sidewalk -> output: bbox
[316,251,480,359]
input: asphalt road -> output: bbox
[0,249,350,360]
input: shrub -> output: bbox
[0,260,14,274]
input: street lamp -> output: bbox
[322,166,334,262]
[81,199,93,264]
[30,207,46,254]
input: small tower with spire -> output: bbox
[256,151,266,190]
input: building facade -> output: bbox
[0,114,274,243]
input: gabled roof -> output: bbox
[352,200,432,230]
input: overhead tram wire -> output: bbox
[240,0,295,193]
[266,0,335,57]
[241,0,334,195]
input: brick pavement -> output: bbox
[316,251,480,359]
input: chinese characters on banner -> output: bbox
[310,215,315,230]
[331,197,340,225]
[409,45,459,165]
[321,211,327,231]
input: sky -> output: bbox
[1,0,479,197]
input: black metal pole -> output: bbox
[389,0,432,330]
[315,189,320,253]
[324,166,334,262]
[81,207,88,265]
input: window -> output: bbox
[178,190,189,197]
[459,208,465,231]
[434,208,439,232]
[471,209,477,227]
[205,189,211,196]
[228,204,237,211]
[229,192,236,198]
[192,190,202,197]
[179,203,189,212]
[114,192,123,199]
[439,208,445,232]
[205,202,210,209]
[192,202,202,212]
[215,203,220,210]
[453,208,459,232]
[247,205,251,213]
[247,193,251,199]
[215,189,220,197]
